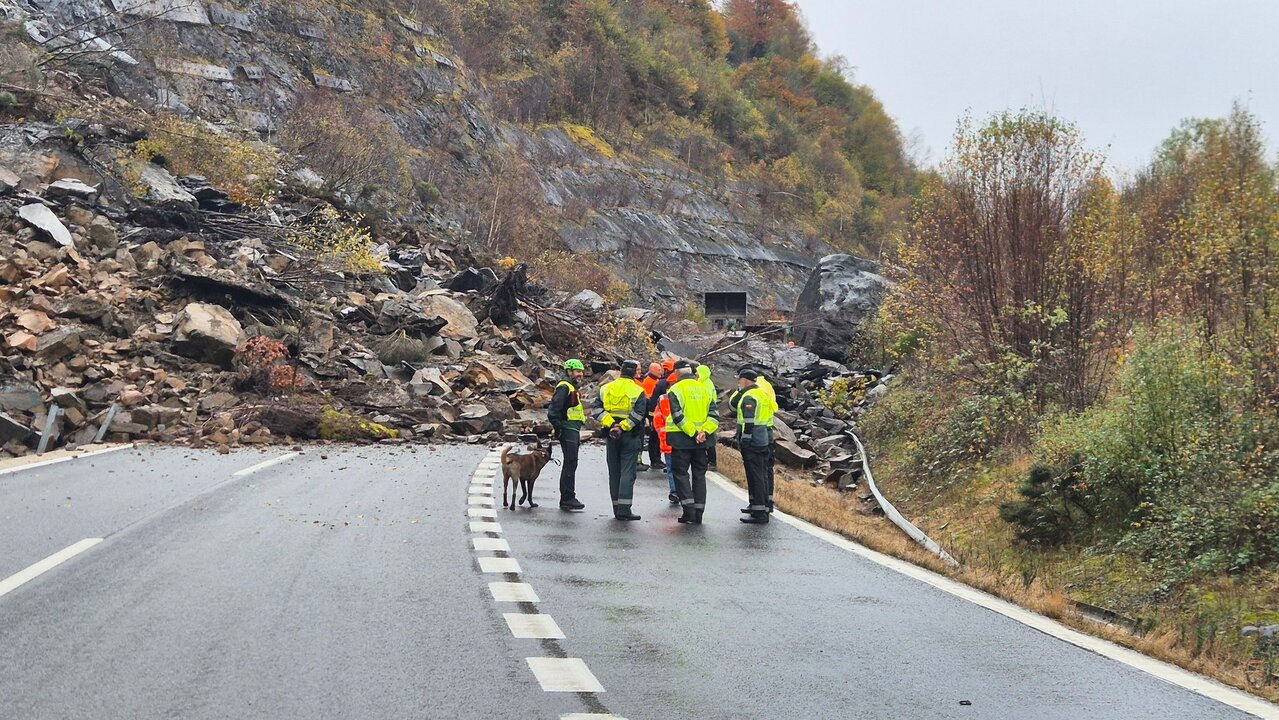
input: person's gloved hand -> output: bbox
[609,426,622,439]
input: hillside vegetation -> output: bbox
[418,0,914,253]
[855,105,1279,694]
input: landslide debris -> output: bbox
[0,123,658,458]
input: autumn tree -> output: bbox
[1128,104,1279,404]
[280,90,413,205]
[724,0,803,60]
[891,111,1130,408]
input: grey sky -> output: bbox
[795,0,1278,173]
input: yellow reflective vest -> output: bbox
[756,376,778,427]
[556,380,586,423]
[593,377,646,432]
[667,378,719,446]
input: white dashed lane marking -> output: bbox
[473,538,511,552]
[0,538,102,599]
[489,581,539,602]
[478,557,521,574]
[470,449,612,712]
[526,658,606,693]
[231,452,300,477]
[504,613,566,639]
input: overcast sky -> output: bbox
[795,0,1278,174]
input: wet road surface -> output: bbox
[0,444,1271,719]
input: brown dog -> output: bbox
[501,439,554,510]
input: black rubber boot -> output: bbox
[560,499,585,510]
[616,506,642,521]
[694,509,704,524]
[677,506,696,524]
[741,511,769,524]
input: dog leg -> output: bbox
[518,478,528,507]
[527,478,538,508]
[502,468,513,510]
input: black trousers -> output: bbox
[671,446,709,510]
[706,439,718,467]
[646,427,663,466]
[605,431,642,514]
[558,430,580,501]
[742,445,770,513]
[765,430,775,509]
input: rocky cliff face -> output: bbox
[2,0,822,312]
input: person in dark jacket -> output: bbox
[732,368,773,524]
[593,360,649,520]
[548,359,587,510]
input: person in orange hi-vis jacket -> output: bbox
[652,392,678,504]
[639,362,666,470]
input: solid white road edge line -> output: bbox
[231,452,301,477]
[0,443,135,478]
[706,471,1279,720]
[0,538,103,599]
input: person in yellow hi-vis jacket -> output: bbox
[666,360,719,524]
[548,359,587,511]
[592,359,648,521]
[732,368,775,524]
[742,363,779,512]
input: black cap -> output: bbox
[620,359,640,374]
[673,360,693,370]
[738,368,759,380]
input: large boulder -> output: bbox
[417,293,479,340]
[172,303,246,368]
[792,254,888,361]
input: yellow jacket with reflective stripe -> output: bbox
[756,376,778,427]
[734,385,774,449]
[667,378,718,445]
[593,377,646,432]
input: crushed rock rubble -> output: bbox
[0,133,658,458]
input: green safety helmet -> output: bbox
[564,359,585,371]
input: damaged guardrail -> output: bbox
[849,431,959,568]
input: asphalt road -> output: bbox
[0,443,1271,720]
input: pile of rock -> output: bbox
[0,133,656,458]
[704,336,891,498]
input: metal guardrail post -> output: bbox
[94,403,121,444]
[36,406,61,455]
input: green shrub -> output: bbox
[1010,324,1279,582]
[999,462,1095,545]
[415,180,442,206]
[815,375,870,419]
